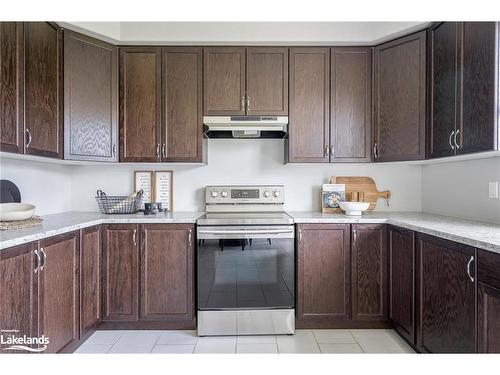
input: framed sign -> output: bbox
[154,171,173,211]
[134,171,153,209]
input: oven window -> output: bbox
[197,238,295,310]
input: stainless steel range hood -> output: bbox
[203,116,288,138]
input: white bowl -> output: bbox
[0,203,36,221]
[339,201,370,216]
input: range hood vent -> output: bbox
[203,116,288,139]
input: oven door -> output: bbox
[196,225,295,335]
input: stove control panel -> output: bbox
[205,185,285,205]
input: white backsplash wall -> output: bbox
[70,140,422,212]
[0,158,73,215]
[422,157,500,224]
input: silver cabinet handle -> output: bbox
[34,250,41,274]
[162,144,166,158]
[133,229,137,246]
[241,96,245,111]
[198,229,294,235]
[112,144,116,157]
[40,248,47,271]
[246,96,250,111]
[330,145,334,156]
[325,145,330,157]
[298,229,302,244]
[454,130,460,150]
[373,143,378,159]
[353,228,357,244]
[449,131,455,150]
[25,129,32,147]
[466,256,474,282]
[188,229,192,247]
[156,144,160,158]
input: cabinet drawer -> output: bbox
[478,249,500,290]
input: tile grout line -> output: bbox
[348,330,366,353]
[149,332,163,353]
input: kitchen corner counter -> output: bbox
[0,211,205,250]
[287,211,500,254]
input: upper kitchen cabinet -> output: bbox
[460,22,499,154]
[429,22,500,158]
[119,47,162,162]
[162,47,205,163]
[330,47,372,162]
[203,47,288,115]
[287,47,330,163]
[373,31,426,162]
[64,30,118,162]
[24,22,63,159]
[0,22,24,154]
[246,47,288,115]
[416,233,476,353]
[203,47,246,115]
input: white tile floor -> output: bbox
[74,329,415,354]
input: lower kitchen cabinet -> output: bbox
[0,242,38,353]
[80,226,101,337]
[102,224,139,321]
[389,226,416,345]
[477,249,500,353]
[296,224,351,327]
[416,233,476,353]
[140,224,195,322]
[39,231,80,353]
[351,224,388,321]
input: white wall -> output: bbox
[0,158,73,215]
[70,140,422,212]
[63,22,426,45]
[422,157,500,224]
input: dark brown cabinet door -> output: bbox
[331,47,371,162]
[297,224,350,327]
[39,232,80,353]
[460,22,499,154]
[102,224,139,321]
[478,282,500,353]
[80,226,101,337]
[0,22,24,154]
[389,226,416,345]
[428,22,460,158]
[64,30,118,162]
[416,233,476,353]
[119,48,161,162]
[351,224,388,321]
[24,22,62,159]
[287,48,330,163]
[373,31,426,162]
[0,243,38,353]
[246,47,288,115]
[140,224,194,322]
[203,47,246,115]
[162,47,204,162]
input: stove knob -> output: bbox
[263,191,270,198]
[221,191,228,198]
[211,191,218,198]
[273,190,280,198]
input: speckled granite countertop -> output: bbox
[0,211,205,250]
[287,211,500,254]
[1,211,499,254]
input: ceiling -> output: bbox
[61,21,428,45]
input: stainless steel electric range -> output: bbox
[196,185,295,336]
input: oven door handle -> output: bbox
[198,229,294,235]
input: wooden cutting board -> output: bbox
[327,176,391,211]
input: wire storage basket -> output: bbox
[95,190,144,214]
